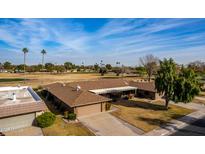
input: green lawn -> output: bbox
[42,116,94,136]
[0,78,26,82]
[111,99,193,132]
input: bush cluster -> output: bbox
[64,112,76,120]
[36,112,56,128]
[68,113,76,120]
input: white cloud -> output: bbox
[0,18,204,65]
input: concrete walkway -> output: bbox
[170,102,205,110]
[195,96,205,101]
[145,102,205,136]
[79,112,143,136]
[4,126,43,136]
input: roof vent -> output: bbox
[76,85,81,91]
[62,83,66,87]
[12,93,16,102]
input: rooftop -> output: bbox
[129,81,156,92]
[68,79,130,90]
[0,86,41,107]
[44,79,157,108]
[0,86,46,118]
[44,82,111,107]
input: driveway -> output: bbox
[4,126,43,136]
[145,103,205,136]
[171,116,205,136]
[78,112,143,136]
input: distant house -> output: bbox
[0,86,46,132]
[0,65,7,73]
[44,79,160,117]
[129,81,161,100]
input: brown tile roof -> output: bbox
[68,79,130,90]
[129,81,156,92]
[0,101,46,118]
[44,79,157,108]
[44,82,111,107]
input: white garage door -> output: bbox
[0,113,35,132]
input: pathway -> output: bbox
[145,102,205,136]
[79,112,143,136]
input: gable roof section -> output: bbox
[44,83,111,107]
[0,101,46,118]
[68,79,130,90]
[44,79,157,108]
[129,81,156,92]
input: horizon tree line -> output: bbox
[0,51,205,78]
[0,50,203,109]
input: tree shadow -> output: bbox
[113,99,168,111]
[139,115,205,135]
[138,116,181,133]
[138,117,174,127]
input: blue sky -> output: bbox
[0,18,205,66]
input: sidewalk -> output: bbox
[145,102,205,136]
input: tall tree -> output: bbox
[64,62,74,70]
[22,48,29,73]
[188,61,205,73]
[99,67,107,76]
[139,54,159,82]
[135,66,146,77]
[45,63,54,72]
[105,64,112,70]
[173,67,200,103]
[41,49,47,69]
[94,63,99,72]
[115,61,121,76]
[99,60,107,76]
[155,58,200,109]
[155,58,177,109]
[3,61,12,70]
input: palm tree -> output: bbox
[41,49,47,69]
[22,48,29,73]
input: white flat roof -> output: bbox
[0,86,28,92]
[89,86,137,94]
[0,86,42,107]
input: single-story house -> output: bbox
[129,81,161,100]
[44,82,112,117]
[44,79,160,117]
[0,86,46,132]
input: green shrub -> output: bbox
[68,113,76,120]
[36,112,56,128]
[105,103,111,111]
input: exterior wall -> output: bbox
[0,113,35,132]
[101,102,106,112]
[75,103,101,117]
[136,89,156,100]
[35,111,44,117]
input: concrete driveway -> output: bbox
[171,116,205,136]
[78,112,143,136]
[4,126,43,136]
